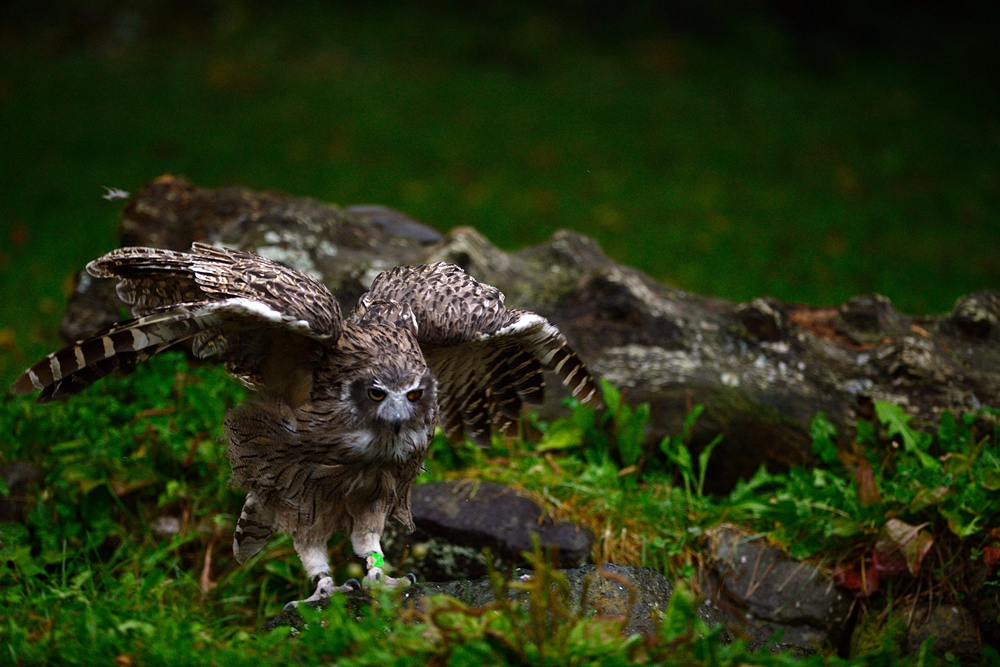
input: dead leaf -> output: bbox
[835,558,879,596]
[874,518,934,576]
[840,450,882,506]
[984,545,1000,570]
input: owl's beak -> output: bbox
[381,397,408,435]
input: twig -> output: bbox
[200,540,216,601]
[907,578,921,629]
[129,407,176,426]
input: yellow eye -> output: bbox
[406,389,423,402]
[368,388,386,402]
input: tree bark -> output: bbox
[62,175,1000,489]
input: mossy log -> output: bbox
[62,175,1000,489]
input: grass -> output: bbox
[2,353,998,664]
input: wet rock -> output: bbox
[705,524,851,652]
[383,480,593,581]
[264,563,765,646]
[0,462,40,523]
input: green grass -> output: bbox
[1,3,998,385]
[3,354,997,664]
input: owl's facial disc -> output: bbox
[368,378,429,435]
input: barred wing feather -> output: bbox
[12,244,343,403]
[355,262,600,446]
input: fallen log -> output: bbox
[61,175,1000,489]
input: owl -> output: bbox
[12,243,600,606]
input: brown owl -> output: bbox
[12,243,600,606]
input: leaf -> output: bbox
[696,434,723,497]
[668,441,692,474]
[855,419,876,444]
[845,454,882,506]
[982,470,1000,492]
[599,378,621,415]
[660,580,708,640]
[941,508,983,537]
[907,485,950,513]
[681,404,705,441]
[942,452,975,476]
[873,519,934,576]
[810,412,839,463]
[0,476,8,497]
[116,620,156,637]
[874,402,940,470]
[615,402,649,466]
[536,422,584,453]
[61,464,106,494]
[835,559,879,596]
[937,410,958,451]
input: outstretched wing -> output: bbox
[12,243,342,404]
[352,263,600,446]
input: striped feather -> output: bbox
[520,320,601,407]
[233,492,273,564]
[88,243,343,341]
[460,390,492,447]
[10,306,207,401]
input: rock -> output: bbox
[343,205,443,244]
[903,603,981,660]
[60,175,1000,490]
[705,524,851,652]
[966,561,999,650]
[837,294,906,344]
[0,462,40,523]
[264,563,765,647]
[383,480,593,581]
[942,291,1000,341]
[851,599,982,662]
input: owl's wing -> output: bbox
[352,262,600,446]
[12,243,342,404]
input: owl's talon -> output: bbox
[284,575,358,609]
[362,566,413,589]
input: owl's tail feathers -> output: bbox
[10,304,211,402]
[233,493,272,564]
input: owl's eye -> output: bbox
[367,388,386,402]
[406,389,423,402]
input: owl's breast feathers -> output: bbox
[225,395,428,534]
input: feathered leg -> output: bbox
[284,537,360,610]
[351,512,415,589]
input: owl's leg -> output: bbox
[284,538,360,610]
[351,528,416,589]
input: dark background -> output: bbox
[1,0,997,382]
